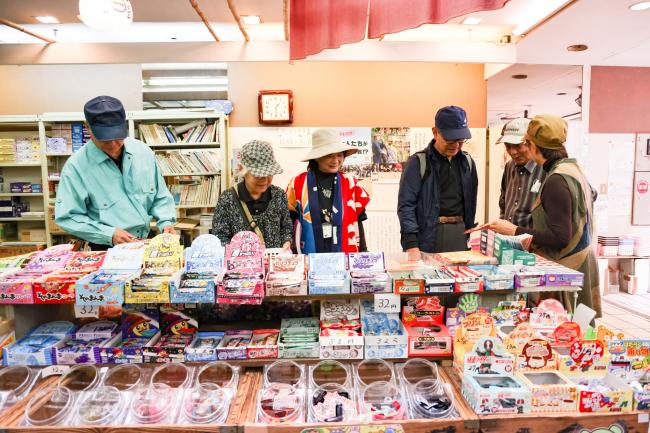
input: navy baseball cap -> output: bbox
[84,96,127,141]
[435,106,472,141]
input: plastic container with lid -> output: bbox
[354,358,395,389]
[181,382,229,424]
[151,363,191,389]
[59,365,100,392]
[257,382,304,424]
[309,360,352,389]
[0,366,39,410]
[360,381,407,421]
[397,357,439,388]
[264,359,304,387]
[24,386,74,426]
[196,361,239,399]
[75,386,124,425]
[102,364,144,391]
[309,382,356,423]
[410,380,455,419]
[129,383,177,424]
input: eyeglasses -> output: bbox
[442,138,466,145]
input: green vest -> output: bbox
[531,159,601,316]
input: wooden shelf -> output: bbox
[163,172,220,176]
[176,204,215,208]
[0,163,41,168]
[265,289,516,302]
[148,142,220,148]
[0,193,43,197]
[0,241,46,246]
[0,217,45,222]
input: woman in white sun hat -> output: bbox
[287,128,370,254]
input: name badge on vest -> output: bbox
[322,223,333,239]
[531,179,542,193]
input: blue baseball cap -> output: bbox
[83,96,127,141]
[435,105,472,141]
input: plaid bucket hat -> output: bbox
[239,140,283,177]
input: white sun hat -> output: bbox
[301,128,358,162]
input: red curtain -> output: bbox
[290,0,369,61]
[367,0,511,39]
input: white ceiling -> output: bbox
[487,64,583,125]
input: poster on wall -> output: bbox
[370,127,411,175]
[278,127,312,148]
[339,127,373,180]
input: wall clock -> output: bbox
[258,90,293,124]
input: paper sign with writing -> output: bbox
[374,293,400,313]
[553,321,581,346]
[185,234,224,274]
[339,127,372,166]
[521,338,553,369]
[570,340,605,370]
[75,304,99,318]
[455,312,494,347]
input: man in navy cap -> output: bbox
[55,96,176,249]
[397,105,478,257]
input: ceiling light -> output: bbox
[512,0,567,36]
[34,16,60,24]
[567,44,588,51]
[630,1,650,10]
[144,77,228,86]
[241,15,261,25]
[78,0,133,31]
[512,74,528,79]
[462,16,483,25]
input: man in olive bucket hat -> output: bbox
[489,115,601,317]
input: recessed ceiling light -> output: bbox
[34,16,60,24]
[512,74,528,79]
[462,16,483,25]
[241,15,261,25]
[567,44,588,51]
[630,1,650,11]
[556,92,567,95]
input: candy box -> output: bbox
[456,336,515,376]
[171,234,224,303]
[413,267,455,294]
[499,249,536,266]
[498,322,540,354]
[53,334,120,365]
[402,297,452,357]
[33,271,86,304]
[308,253,350,295]
[348,252,391,294]
[433,250,497,266]
[470,265,514,291]
[184,331,224,362]
[608,339,650,381]
[143,306,198,362]
[514,268,545,288]
[462,373,531,415]
[75,320,119,340]
[530,299,570,334]
[515,338,559,372]
[170,274,216,304]
[76,269,141,306]
[390,271,424,294]
[265,254,307,296]
[219,232,265,304]
[31,320,76,338]
[99,336,156,364]
[24,244,74,273]
[0,270,44,304]
[360,300,407,359]
[516,371,578,413]
[278,318,319,359]
[217,330,252,360]
[629,372,650,410]
[453,312,496,350]
[557,339,609,377]
[490,301,527,327]
[141,233,183,276]
[448,266,484,293]
[248,329,280,359]
[64,251,106,273]
[575,374,634,413]
[3,320,75,366]
[125,275,175,304]
[320,299,363,360]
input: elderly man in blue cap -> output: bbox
[55,96,176,249]
[397,106,478,258]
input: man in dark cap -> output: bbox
[397,105,478,257]
[55,96,176,249]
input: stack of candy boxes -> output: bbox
[217,231,265,305]
[170,234,224,304]
[125,234,184,304]
[319,299,364,360]
[0,244,75,304]
[360,299,408,359]
[100,306,161,364]
[33,251,105,304]
[401,296,453,357]
[143,306,199,362]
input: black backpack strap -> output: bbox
[416,149,431,184]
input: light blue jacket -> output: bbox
[55,138,176,245]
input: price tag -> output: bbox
[374,293,400,313]
[75,304,99,318]
[42,365,70,378]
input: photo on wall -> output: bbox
[370,127,411,173]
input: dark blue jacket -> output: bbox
[397,139,478,253]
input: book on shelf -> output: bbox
[170,176,220,207]
[155,150,221,175]
[138,120,218,145]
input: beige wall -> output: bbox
[0,64,143,115]
[228,62,486,127]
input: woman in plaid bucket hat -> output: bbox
[286,128,371,254]
[212,140,292,249]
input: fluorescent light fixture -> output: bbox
[144,77,228,86]
[241,15,261,25]
[142,86,228,93]
[630,1,650,10]
[512,0,568,36]
[462,16,482,25]
[34,16,60,24]
[142,63,228,70]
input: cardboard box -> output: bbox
[575,374,634,413]
[185,331,224,362]
[557,339,610,377]
[19,229,46,243]
[142,306,198,363]
[517,371,578,413]
[247,329,280,359]
[462,373,531,414]
[217,330,252,360]
[360,299,408,359]
[402,297,453,357]
[391,271,424,294]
